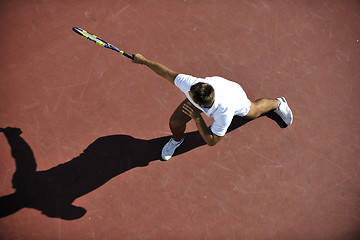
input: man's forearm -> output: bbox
[143,59,177,83]
[133,54,178,83]
[193,117,218,146]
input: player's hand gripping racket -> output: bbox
[72,27,134,60]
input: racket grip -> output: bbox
[123,52,134,60]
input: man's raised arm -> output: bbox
[132,53,179,85]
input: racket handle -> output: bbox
[123,52,134,60]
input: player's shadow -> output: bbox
[0,113,284,220]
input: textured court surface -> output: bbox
[1,0,360,239]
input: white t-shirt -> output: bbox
[174,74,251,136]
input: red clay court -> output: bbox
[1,0,360,239]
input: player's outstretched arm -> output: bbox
[132,53,179,85]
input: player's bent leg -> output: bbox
[169,99,192,141]
[245,98,279,120]
[162,99,192,161]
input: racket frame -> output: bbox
[72,27,134,60]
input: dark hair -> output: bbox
[190,82,215,107]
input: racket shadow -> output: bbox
[0,115,283,220]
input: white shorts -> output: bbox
[234,86,251,117]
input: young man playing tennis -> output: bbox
[132,54,293,161]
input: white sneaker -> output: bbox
[274,97,293,126]
[161,138,184,161]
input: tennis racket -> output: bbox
[72,27,134,60]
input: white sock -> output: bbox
[172,138,184,144]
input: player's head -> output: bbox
[190,82,215,108]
